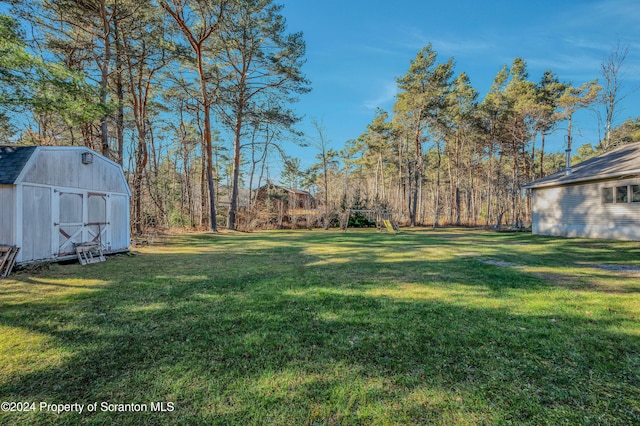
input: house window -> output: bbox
[604,184,640,204]
[616,186,629,203]
[632,185,640,202]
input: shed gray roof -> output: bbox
[0,145,37,184]
[523,142,640,189]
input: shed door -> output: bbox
[57,191,84,255]
[56,191,110,256]
[87,192,108,248]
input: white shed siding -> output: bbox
[21,185,52,261]
[532,178,640,240]
[20,149,129,195]
[0,185,16,245]
[0,147,131,264]
[110,194,130,251]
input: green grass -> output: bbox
[0,229,639,425]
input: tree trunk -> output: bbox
[228,98,244,230]
[486,144,494,226]
[99,1,111,159]
[410,122,422,227]
[132,125,147,235]
[433,142,442,228]
[540,130,546,177]
[113,14,124,165]
[447,155,454,224]
[197,51,218,232]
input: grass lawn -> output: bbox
[0,229,639,425]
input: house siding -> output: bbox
[532,178,640,240]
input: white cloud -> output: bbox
[392,26,494,57]
[587,0,640,23]
[526,52,601,76]
[431,38,495,57]
[363,81,398,110]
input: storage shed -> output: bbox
[523,142,640,240]
[0,145,131,264]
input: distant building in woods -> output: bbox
[0,146,131,264]
[524,142,640,240]
[254,184,317,211]
[217,187,251,210]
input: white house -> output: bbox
[523,142,640,241]
[0,145,131,264]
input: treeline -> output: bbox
[0,1,636,232]
[1,0,309,233]
[291,44,636,229]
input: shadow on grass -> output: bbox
[0,230,638,425]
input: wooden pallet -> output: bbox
[0,246,20,278]
[75,243,106,266]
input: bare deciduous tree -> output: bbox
[600,41,629,151]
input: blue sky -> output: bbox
[278,0,640,170]
[2,1,638,179]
